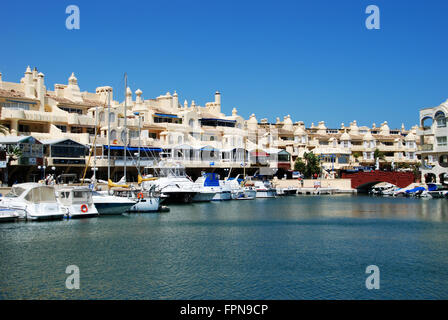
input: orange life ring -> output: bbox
[81,204,88,213]
[137,192,144,199]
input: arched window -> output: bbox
[178,136,183,144]
[435,111,446,128]
[210,136,215,141]
[189,119,194,128]
[168,135,174,144]
[99,111,105,122]
[109,112,116,123]
[421,116,433,129]
[110,130,117,140]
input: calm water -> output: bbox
[1,195,448,300]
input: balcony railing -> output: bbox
[419,144,433,151]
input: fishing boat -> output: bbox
[57,187,99,218]
[0,183,64,220]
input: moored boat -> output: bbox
[57,187,99,218]
[0,183,64,221]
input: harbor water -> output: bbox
[1,195,448,299]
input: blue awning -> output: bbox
[103,145,162,152]
[154,113,178,118]
[200,118,236,123]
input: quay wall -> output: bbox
[273,179,353,191]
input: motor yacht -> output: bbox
[0,183,64,220]
[141,164,198,204]
[194,173,228,201]
[0,208,20,222]
[91,190,136,215]
[112,187,162,212]
[57,187,99,218]
[253,180,277,198]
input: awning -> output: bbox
[103,145,162,152]
[154,113,178,118]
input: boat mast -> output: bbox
[243,135,246,178]
[123,73,127,182]
[107,91,111,183]
[93,105,98,181]
[137,112,141,174]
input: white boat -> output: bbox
[0,183,64,220]
[112,188,161,212]
[141,164,198,204]
[0,208,20,222]
[92,191,136,215]
[254,180,277,198]
[57,187,99,218]
[225,176,256,200]
[194,173,229,201]
[283,187,298,196]
[213,180,232,201]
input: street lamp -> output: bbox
[38,165,46,180]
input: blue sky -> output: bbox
[1,0,448,129]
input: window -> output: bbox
[435,111,446,128]
[71,127,83,134]
[436,136,447,146]
[18,124,30,133]
[421,117,433,129]
[189,119,195,128]
[1,102,30,110]
[55,125,67,133]
[60,106,83,115]
[109,112,116,123]
[110,130,117,140]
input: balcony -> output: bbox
[419,144,433,152]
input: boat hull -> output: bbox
[256,190,277,198]
[95,202,135,215]
[192,192,216,202]
[127,197,161,212]
[163,192,197,204]
[212,191,232,201]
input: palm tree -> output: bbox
[374,148,385,161]
[4,145,22,186]
[0,124,9,136]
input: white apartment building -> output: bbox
[417,99,448,183]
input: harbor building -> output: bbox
[417,99,448,184]
[0,66,420,184]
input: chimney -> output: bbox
[24,66,34,98]
[37,72,46,110]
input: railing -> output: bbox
[419,144,433,151]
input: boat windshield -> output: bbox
[157,167,186,177]
[24,186,57,203]
[5,186,27,198]
[72,190,92,203]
